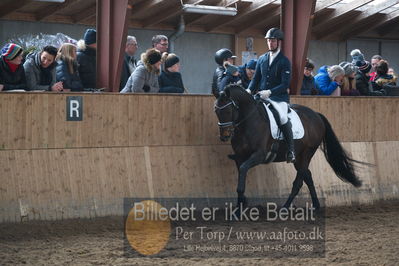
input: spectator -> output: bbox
[212,48,236,97]
[56,43,83,92]
[152,35,168,53]
[121,48,161,93]
[371,60,397,94]
[300,59,317,95]
[339,61,360,96]
[238,59,257,89]
[158,52,185,93]
[353,54,387,96]
[220,62,241,90]
[351,49,373,95]
[23,45,63,91]
[369,54,382,82]
[0,43,27,91]
[77,29,96,89]
[120,36,138,91]
[314,65,344,96]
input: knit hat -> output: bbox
[339,61,358,76]
[327,65,345,80]
[84,29,96,45]
[146,48,162,65]
[246,59,257,70]
[357,61,371,73]
[225,63,239,75]
[1,43,23,60]
[165,54,179,68]
[350,49,365,64]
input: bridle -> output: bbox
[214,98,258,130]
[214,99,239,128]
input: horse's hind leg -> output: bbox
[236,151,265,206]
[284,146,320,209]
[303,170,321,209]
[283,170,305,208]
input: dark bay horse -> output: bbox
[214,84,362,209]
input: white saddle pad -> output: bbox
[263,103,305,140]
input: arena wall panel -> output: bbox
[0,93,398,222]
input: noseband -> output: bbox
[214,99,239,128]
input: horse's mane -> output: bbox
[223,84,269,123]
[223,84,256,105]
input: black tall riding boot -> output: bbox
[280,120,296,163]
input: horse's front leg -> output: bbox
[236,150,266,206]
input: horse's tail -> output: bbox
[318,113,362,187]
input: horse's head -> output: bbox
[214,89,239,142]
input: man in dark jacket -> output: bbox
[211,48,236,98]
[248,28,295,163]
[77,29,96,90]
[23,46,63,91]
[120,36,138,91]
[0,43,27,91]
[238,59,257,89]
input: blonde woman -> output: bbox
[158,52,185,93]
[339,61,360,96]
[121,48,161,93]
[55,43,83,92]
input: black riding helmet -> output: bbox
[265,28,284,40]
[215,48,236,66]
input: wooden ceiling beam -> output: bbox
[206,0,277,32]
[35,0,80,21]
[313,0,374,31]
[317,0,399,40]
[377,17,399,36]
[131,0,165,15]
[374,9,399,36]
[4,12,75,24]
[235,5,280,34]
[338,10,399,40]
[0,0,31,18]
[73,5,96,23]
[314,0,343,13]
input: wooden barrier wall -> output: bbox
[0,93,398,222]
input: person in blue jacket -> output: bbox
[238,59,257,89]
[314,65,345,95]
[247,28,295,163]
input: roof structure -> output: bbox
[1,0,399,40]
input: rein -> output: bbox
[215,98,258,129]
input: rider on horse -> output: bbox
[247,28,295,163]
[212,48,237,98]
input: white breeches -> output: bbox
[268,100,289,125]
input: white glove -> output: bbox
[245,88,252,94]
[259,90,271,100]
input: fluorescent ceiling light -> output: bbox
[34,0,65,2]
[182,4,237,16]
